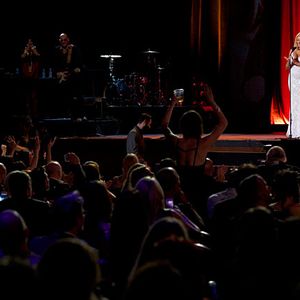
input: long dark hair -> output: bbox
[180,110,203,138]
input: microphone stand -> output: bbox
[289,67,292,138]
[289,54,293,139]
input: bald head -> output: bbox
[0,163,7,185]
[156,167,180,196]
[266,146,287,165]
[46,161,63,180]
[59,33,70,48]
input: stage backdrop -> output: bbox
[271,0,300,124]
[0,0,290,132]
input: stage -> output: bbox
[1,96,295,179]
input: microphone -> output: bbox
[288,47,297,67]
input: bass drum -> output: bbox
[104,81,120,105]
[124,73,148,105]
[104,74,149,106]
[104,78,131,105]
[116,78,132,100]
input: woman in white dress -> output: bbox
[286,32,300,138]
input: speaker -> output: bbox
[39,117,120,137]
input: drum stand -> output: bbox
[289,65,293,139]
[100,54,122,105]
[157,65,165,104]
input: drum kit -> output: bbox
[100,50,166,106]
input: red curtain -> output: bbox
[271,0,300,124]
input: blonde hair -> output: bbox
[294,32,300,47]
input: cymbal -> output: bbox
[142,49,159,54]
[100,54,122,58]
[157,65,165,71]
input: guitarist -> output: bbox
[52,32,83,119]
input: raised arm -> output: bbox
[161,97,179,143]
[28,135,41,171]
[284,49,294,70]
[202,83,228,145]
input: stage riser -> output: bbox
[39,118,120,137]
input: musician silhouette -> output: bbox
[21,38,41,79]
[52,32,84,119]
[20,38,41,118]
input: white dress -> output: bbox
[287,56,300,138]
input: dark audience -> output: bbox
[0,170,51,237]
[0,90,299,300]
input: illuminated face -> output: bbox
[59,34,70,48]
[27,39,33,47]
[296,36,300,49]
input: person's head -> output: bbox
[237,206,277,258]
[135,176,165,225]
[179,110,203,138]
[238,174,270,209]
[9,160,27,172]
[122,153,139,175]
[125,260,187,300]
[59,32,70,48]
[151,239,211,300]
[0,163,7,185]
[81,180,112,221]
[5,170,32,199]
[122,162,145,192]
[137,113,152,130]
[0,209,29,256]
[37,238,101,300]
[271,169,300,208]
[265,146,287,165]
[132,217,189,273]
[0,256,38,300]
[130,165,154,190]
[29,166,50,198]
[82,161,101,181]
[45,161,63,180]
[53,190,85,234]
[156,167,181,198]
[26,38,34,48]
[158,157,177,170]
[294,32,300,49]
[227,163,258,188]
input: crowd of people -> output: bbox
[0,79,299,300]
[0,26,298,299]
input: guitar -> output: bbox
[56,44,81,83]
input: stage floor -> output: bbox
[51,130,296,179]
